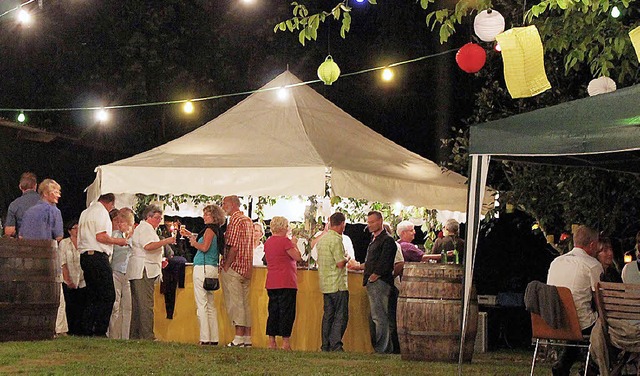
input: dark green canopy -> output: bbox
[460,84,640,367]
[469,84,640,173]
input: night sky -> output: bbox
[0,0,475,221]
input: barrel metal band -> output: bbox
[401,276,462,283]
[400,330,462,338]
[398,297,475,304]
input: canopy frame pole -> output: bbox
[458,154,490,375]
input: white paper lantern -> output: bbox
[587,76,616,96]
[474,9,505,42]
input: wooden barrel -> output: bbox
[0,238,59,341]
[397,263,478,362]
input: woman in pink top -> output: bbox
[264,216,302,350]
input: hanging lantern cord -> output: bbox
[522,0,527,25]
[327,18,331,56]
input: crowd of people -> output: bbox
[8,171,640,363]
[4,171,468,354]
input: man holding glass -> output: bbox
[78,193,128,337]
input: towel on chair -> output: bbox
[525,280,565,329]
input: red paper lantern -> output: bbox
[456,43,486,73]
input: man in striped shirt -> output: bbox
[221,195,254,347]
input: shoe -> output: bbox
[210,342,218,346]
[243,343,252,348]
[199,341,210,346]
[226,341,244,347]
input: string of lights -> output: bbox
[0,0,39,21]
[0,48,459,117]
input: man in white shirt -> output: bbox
[78,193,128,337]
[127,204,176,340]
[547,225,603,376]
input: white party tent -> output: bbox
[87,71,492,212]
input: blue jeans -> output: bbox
[321,290,349,351]
[366,279,391,353]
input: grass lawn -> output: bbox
[0,337,548,375]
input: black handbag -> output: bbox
[203,276,219,291]
[203,262,219,291]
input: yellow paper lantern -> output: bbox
[317,55,341,85]
[474,9,505,42]
[629,26,640,63]
[495,25,551,99]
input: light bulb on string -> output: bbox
[381,68,394,81]
[183,101,194,114]
[17,9,32,25]
[17,112,26,123]
[494,42,502,53]
[95,108,109,123]
[355,0,365,3]
[611,6,621,18]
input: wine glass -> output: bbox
[180,225,186,239]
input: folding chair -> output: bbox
[594,282,640,376]
[530,285,591,376]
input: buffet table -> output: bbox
[153,265,374,352]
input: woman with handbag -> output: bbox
[182,204,225,346]
[264,216,302,350]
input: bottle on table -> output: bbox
[440,248,448,264]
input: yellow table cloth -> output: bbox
[154,265,374,352]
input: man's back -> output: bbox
[19,201,63,240]
[5,191,40,235]
[317,230,348,294]
[225,211,253,278]
[547,247,603,329]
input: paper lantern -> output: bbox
[629,26,640,62]
[455,43,486,73]
[495,26,551,98]
[587,77,616,96]
[317,55,340,85]
[474,9,505,42]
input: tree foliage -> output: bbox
[278,0,640,239]
[279,0,638,79]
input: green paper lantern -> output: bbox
[317,55,340,85]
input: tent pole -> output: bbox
[458,154,490,375]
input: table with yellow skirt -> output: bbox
[153,265,374,352]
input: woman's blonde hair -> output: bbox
[203,204,226,225]
[270,216,289,234]
[116,207,135,226]
[38,178,60,197]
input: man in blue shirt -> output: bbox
[19,179,64,241]
[4,172,39,238]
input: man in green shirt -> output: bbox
[316,212,349,352]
